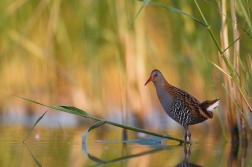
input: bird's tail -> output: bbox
[199,99,220,119]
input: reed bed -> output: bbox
[0,0,251,142]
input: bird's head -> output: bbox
[145,69,163,85]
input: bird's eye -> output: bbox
[154,74,158,77]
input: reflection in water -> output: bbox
[24,143,42,167]
[228,142,248,167]
[175,145,202,167]
[2,140,251,167]
[82,136,204,167]
[81,138,250,167]
[82,139,168,166]
[228,142,238,167]
[1,126,251,166]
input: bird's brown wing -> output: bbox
[167,85,202,117]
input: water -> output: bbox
[0,125,251,167]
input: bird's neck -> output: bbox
[153,78,166,91]
[154,79,174,107]
[154,79,174,98]
[154,79,174,96]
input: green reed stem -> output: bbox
[193,0,252,112]
[193,0,228,140]
[17,95,186,144]
[78,114,185,143]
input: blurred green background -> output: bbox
[0,0,251,138]
[1,0,252,166]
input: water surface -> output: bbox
[0,125,251,167]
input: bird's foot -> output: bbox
[183,131,192,145]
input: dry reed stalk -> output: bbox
[230,0,248,143]
[218,0,239,142]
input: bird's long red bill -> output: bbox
[145,77,154,85]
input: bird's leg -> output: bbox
[183,126,192,145]
[184,132,188,144]
[187,131,192,145]
[183,126,188,145]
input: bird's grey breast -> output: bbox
[154,83,174,116]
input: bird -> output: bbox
[145,69,220,144]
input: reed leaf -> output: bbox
[138,0,206,27]
[17,96,186,143]
[23,111,47,143]
[222,28,252,54]
[82,120,107,143]
[128,0,151,28]
[210,61,232,78]
[57,106,89,117]
[17,96,89,117]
